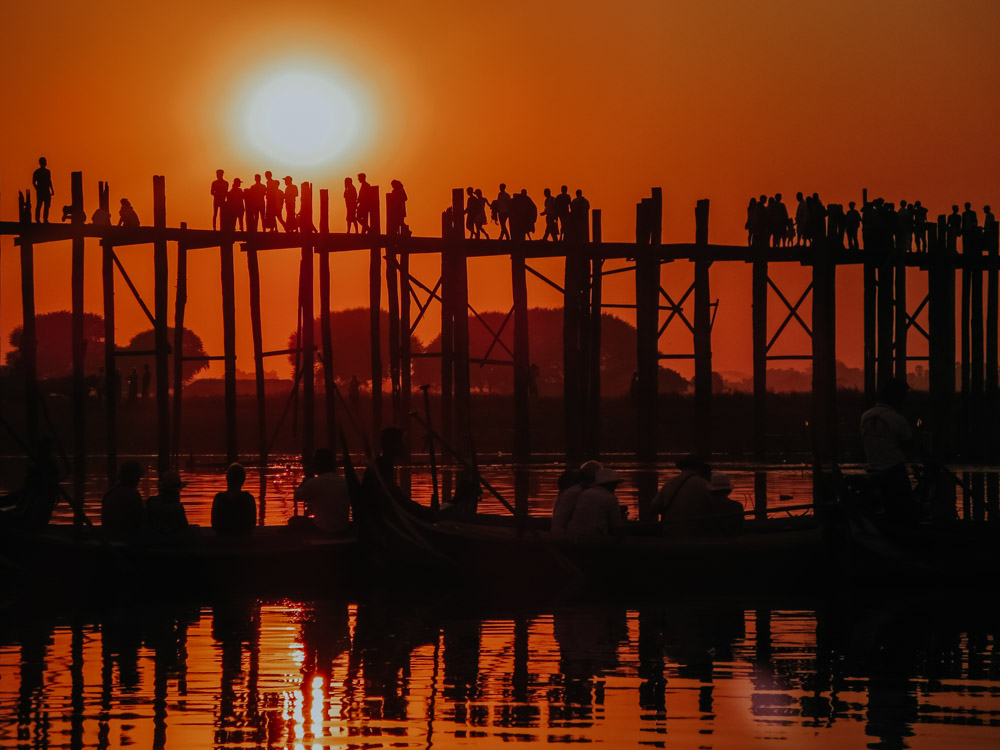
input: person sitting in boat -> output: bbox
[362,427,407,505]
[146,470,190,535]
[211,463,256,537]
[294,448,351,534]
[551,460,602,534]
[5,437,64,530]
[566,468,625,536]
[440,469,482,521]
[101,460,145,535]
[860,377,916,522]
[703,473,745,535]
[651,454,712,536]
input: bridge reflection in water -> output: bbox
[1,593,998,749]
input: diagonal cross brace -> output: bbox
[766,277,812,353]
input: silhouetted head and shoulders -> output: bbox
[146,471,190,535]
[552,460,601,533]
[101,460,145,535]
[212,463,256,537]
[651,454,712,533]
[33,157,53,193]
[295,449,351,534]
[566,468,625,535]
[860,377,912,471]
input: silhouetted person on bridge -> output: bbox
[344,177,359,233]
[984,205,996,235]
[91,204,112,227]
[493,183,511,240]
[947,205,962,249]
[541,188,558,241]
[751,195,769,250]
[554,185,572,240]
[845,201,861,250]
[795,192,808,246]
[264,171,282,232]
[807,193,827,244]
[570,189,590,241]
[245,174,266,232]
[281,176,298,232]
[357,173,376,233]
[746,197,757,246]
[226,178,245,231]
[32,157,54,223]
[768,194,789,248]
[211,169,228,230]
[473,188,490,238]
[912,200,928,251]
[386,179,408,236]
[896,200,912,252]
[962,202,978,252]
[212,463,256,537]
[118,198,139,228]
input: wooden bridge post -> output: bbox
[245,231,268,524]
[452,193,471,454]
[171,224,188,469]
[399,224,412,456]
[928,218,956,459]
[18,232,37,445]
[862,190,876,399]
[752,251,767,460]
[101,233,116,482]
[318,190,337,449]
[220,242,237,464]
[512,246,530,464]
[634,197,657,467]
[811,222,838,466]
[986,221,999,458]
[70,172,86,508]
[694,199,712,458]
[893,223,907,382]
[970,227,985,457]
[300,183,315,465]
[563,236,582,463]
[876,247,894,391]
[586,209,603,458]
[153,176,171,475]
[384,192,402,427]
[369,187,383,437]
[440,208,454,456]
[959,220,971,456]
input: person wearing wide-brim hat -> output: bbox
[566,467,625,536]
[146,469,190,535]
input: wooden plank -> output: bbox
[153,176,171,475]
[694,198,712,458]
[300,182,315,465]
[70,172,86,511]
[369,187,382,436]
[318,189,336,449]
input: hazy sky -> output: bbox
[1,0,997,376]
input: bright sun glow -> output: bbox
[243,69,361,167]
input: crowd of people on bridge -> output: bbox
[747,192,997,252]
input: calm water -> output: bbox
[1,593,999,749]
[3,459,998,748]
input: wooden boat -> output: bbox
[359,471,1000,593]
[0,522,362,597]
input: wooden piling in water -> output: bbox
[928,218,956,459]
[511,245,530,464]
[153,176,170,475]
[70,173,86,509]
[586,209,603,458]
[399,227,412,455]
[811,225,838,465]
[385,193,401,426]
[752,253,767,460]
[101,233,116,481]
[970,226,984,457]
[440,208,454,454]
[986,221,999,456]
[959,223,971,456]
[634,197,657,465]
[220,236,237,465]
[318,190,336,449]
[694,199,712,458]
[369,187,382,436]
[893,242,907,382]
[171,223,188,468]
[300,183,315,465]
[876,256,894,391]
[245,231,267,523]
[451,192,472,454]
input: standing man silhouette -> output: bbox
[227,178,245,231]
[357,173,376,234]
[211,169,228,230]
[264,171,282,232]
[845,201,861,250]
[570,189,590,242]
[282,176,298,232]
[33,157,54,223]
[344,177,359,233]
[553,185,572,240]
[245,174,266,232]
[494,183,511,240]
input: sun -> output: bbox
[242,68,362,167]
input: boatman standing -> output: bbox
[860,377,914,521]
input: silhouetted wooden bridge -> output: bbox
[2,174,997,519]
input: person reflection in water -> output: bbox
[211,463,256,537]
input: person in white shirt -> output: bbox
[294,449,351,534]
[566,468,625,536]
[551,460,601,534]
[860,378,914,520]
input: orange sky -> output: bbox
[1,0,998,379]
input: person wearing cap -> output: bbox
[566,467,625,536]
[146,470,190,535]
[212,463,256,537]
[551,460,602,534]
[295,448,351,534]
[651,454,712,536]
[704,473,744,535]
[101,461,145,535]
